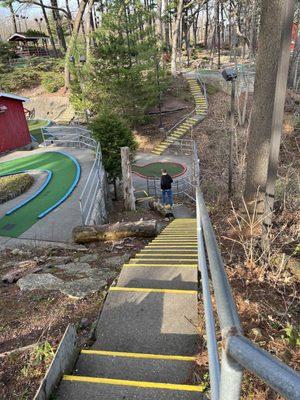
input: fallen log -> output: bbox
[149,199,175,219]
[73,220,158,244]
[1,260,41,284]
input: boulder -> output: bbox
[17,273,64,291]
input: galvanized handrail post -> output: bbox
[197,189,243,399]
[196,187,220,400]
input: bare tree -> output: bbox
[264,0,295,229]
[64,0,89,88]
[40,0,58,56]
[244,0,288,214]
[8,1,17,33]
[171,0,184,76]
[50,0,67,51]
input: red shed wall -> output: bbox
[0,98,31,153]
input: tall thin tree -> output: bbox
[244,0,290,214]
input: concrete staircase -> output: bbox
[55,104,75,125]
[152,76,207,156]
[56,219,205,399]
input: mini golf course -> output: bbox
[132,161,186,178]
[0,151,80,238]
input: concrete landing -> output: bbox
[117,266,197,290]
[172,204,195,218]
[93,290,199,355]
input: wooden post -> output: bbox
[121,147,136,211]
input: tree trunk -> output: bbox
[249,0,257,57]
[40,0,58,57]
[121,147,136,211]
[162,0,171,52]
[156,0,163,46]
[244,0,287,214]
[289,35,300,88]
[264,0,295,229]
[9,2,17,33]
[77,0,87,41]
[64,0,89,89]
[204,0,209,48]
[86,0,95,60]
[171,0,184,77]
[51,0,67,51]
[73,220,158,243]
[214,0,220,69]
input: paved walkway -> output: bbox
[133,152,193,193]
[0,146,94,245]
[56,219,204,399]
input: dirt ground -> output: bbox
[2,72,299,400]
[134,75,194,152]
[191,84,300,399]
[0,202,164,400]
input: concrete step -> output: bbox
[73,351,196,383]
[117,264,197,290]
[57,379,205,400]
[127,259,197,264]
[132,251,198,262]
[93,290,199,355]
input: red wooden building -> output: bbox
[0,93,31,154]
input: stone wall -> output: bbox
[89,168,111,225]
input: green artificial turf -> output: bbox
[132,162,184,178]
[0,152,78,238]
[28,119,50,143]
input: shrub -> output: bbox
[0,57,64,92]
[41,71,64,93]
[0,173,34,204]
[0,67,40,91]
[206,83,219,95]
[91,110,137,196]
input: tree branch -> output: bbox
[16,0,72,19]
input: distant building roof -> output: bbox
[7,32,49,42]
[0,92,28,102]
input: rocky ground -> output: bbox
[0,205,164,400]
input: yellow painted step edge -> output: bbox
[123,263,197,268]
[63,375,204,392]
[110,287,197,294]
[81,349,196,361]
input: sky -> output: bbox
[0,0,78,39]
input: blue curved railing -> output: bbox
[38,151,81,219]
[5,169,53,215]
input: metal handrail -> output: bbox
[196,185,300,399]
[41,125,102,225]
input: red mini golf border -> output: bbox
[132,161,187,179]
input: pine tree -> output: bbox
[84,0,165,124]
